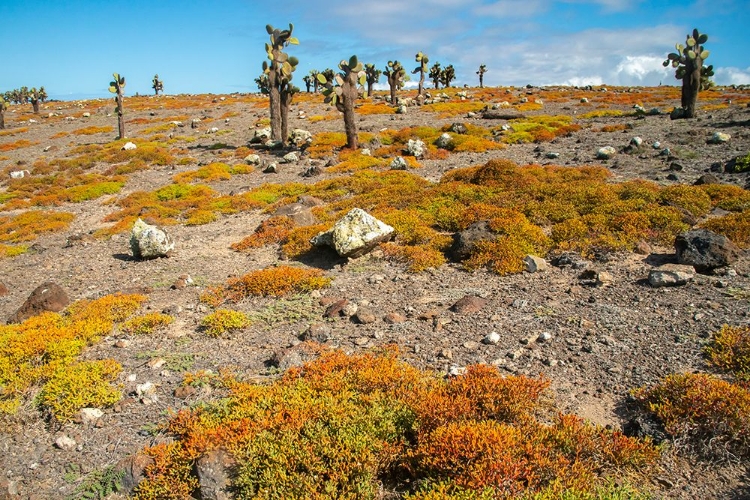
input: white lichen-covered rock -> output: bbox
[282,152,299,163]
[122,141,137,151]
[250,127,272,143]
[436,133,453,149]
[310,208,394,258]
[709,132,730,144]
[130,218,175,259]
[390,156,409,170]
[405,139,426,158]
[596,146,616,159]
[648,264,694,288]
[244,154,261,165]
[290,129,312,146]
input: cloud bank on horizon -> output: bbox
[0,0,748,99]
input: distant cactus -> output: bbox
[440,64,456,88]
[152,74,163,95]
[477,64,487,88]
[413,51,429,100]
[318,55,366,150]
[255,73,270,94]
[384,60,406,105]
[262,23,299,145]
[0,96,7,129]
[663,28,710,119]
[429,62,442,89]
[303,74,313,92]
[700,64,715,91]
[28,87,41,114]
[38,86,47,103]
[309,70,321,92]
[109,72,126,139]
[364,64,381,99]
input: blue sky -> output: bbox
[1,0,748,100]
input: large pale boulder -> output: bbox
[311,208,394,257]
[130,218,175,259]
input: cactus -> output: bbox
[477,64,487,88]
[364,64,381,99]
[0,95,7,130]
[109,72,126,139]
[152,74,164,95]
[429,62,442,89]
[303,74,313,93]
[384,60,405,105]
[255,73,270,94]
[28,87,41,114]
[700,64,715,91]
[318,55,366,150]
[309,70,321,93]
[38,86,47,103]
[663,28,710,118]
[440,64,456,88]
[262,23,299,145]
[413,51,429,100]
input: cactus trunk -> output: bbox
[280,85,293,145]
[342,71,359,150]
[682,57,702,118]
[32,100,39,114]
[0,110,4,130]
[268,70,283,143]
[116,94,125,139]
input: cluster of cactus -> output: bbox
[109,72,126,139]
[364,64,381,98]
[663,28,710,118]
[308,70,321,92]
[262,23,299,144]
[318,55,367,150]
[152,74,163,95]
[384,60,406,105]
[413,51,429,99]
[477,64,487,88]
[440,64,456,88]
[2,87,47,112]
[429,62,442,89]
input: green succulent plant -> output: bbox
[152,74,164,95]
[663,28,710,118]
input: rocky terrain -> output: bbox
[0,85,749,498]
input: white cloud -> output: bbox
[473,0,548,18]
[714,67,750,85]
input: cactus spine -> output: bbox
[663,28,710,118]
[413,51,429,101]
[262,23,299,145]
[429,62,442,89]
[477,64,487,88]
[318,55,366,150]
[109,72,126,139]
[152,74,163,95]
[384,60,405,105]
[364,64,381,99]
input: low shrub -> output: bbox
[200,309,250,337]
[120,313,174,335]
[200,266,331,306]
[704,325,750,382]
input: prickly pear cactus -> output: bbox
[0,96,7,130]
[364,64,381,98]
[477,64,487,88]
[152,74,163,95]
[429,62,442,90]
[109,72,126,139]
[318,55,366,149]
[384,60,405,105]
[413,51,429,99]
[663,28,709,118]
[263,23,299,144]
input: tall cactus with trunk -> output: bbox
[152,74,164,95]
[429,62,442,89]
[309,70,321,92]
[262,23,299,145]
[364,64,381,99]
[28,87,41,114]
[109,73,126,139]
[440,64,456,88]
[384,60,405,105]
[318,55,366,150]
[663,28,709,119]
[477,64,487,88]
[0,96,7,130]
[413,51,429,100]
